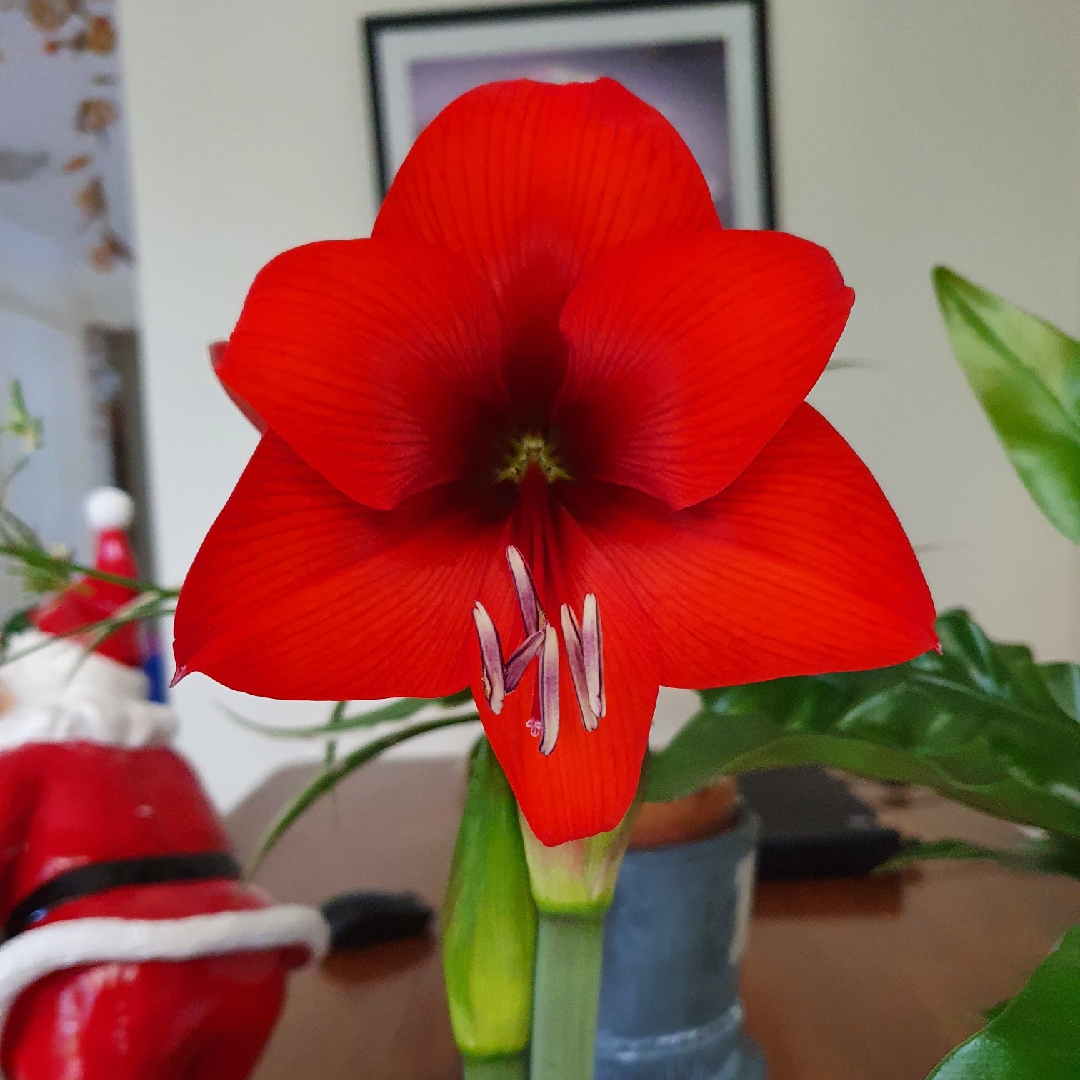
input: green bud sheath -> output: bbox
[442,738,537,1063]
[519,787,641,915]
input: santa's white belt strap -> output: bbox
[0,904,330,1053]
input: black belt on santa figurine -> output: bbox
[3,851,243,941]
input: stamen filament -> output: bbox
[507,545,544,634]
[561,603,598,733]
[505,628,545,692]
[474,552,602,757]
[582,593,606,719]
[472,602,506,714]
[539,624,560,756]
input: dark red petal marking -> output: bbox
[216,239,509,512]
[173,433,510,700]
[561,404,937,690]
[375,79,720,424]
[556,231,854,510]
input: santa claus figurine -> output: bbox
[0,486,328,1079]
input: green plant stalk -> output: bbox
[462,1054,528,1080]
[529,912,605,1080]
[0,542,178,596]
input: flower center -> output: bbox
[497,434,570,484]
[472,546,605,757]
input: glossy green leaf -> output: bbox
[879,836,1080,881]
[1040,662,1080,721]
[246,712,477,876]
[933,266,1080,542]
[928,926,1080,1078]
[647,610,1080,839]
[443,738,537,1061]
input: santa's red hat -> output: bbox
[31,487,144,668]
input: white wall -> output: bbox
[0,222,118,619]
[117,0,1080,810]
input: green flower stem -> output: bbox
[462,1054,528,1080]
[529,911,605,1080]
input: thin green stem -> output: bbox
[530,912,605,1080]
[462,1054,528,1080]
[0,543,179,597]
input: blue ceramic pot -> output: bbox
[595,807,766,1080]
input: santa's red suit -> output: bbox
[0,488,328,1079]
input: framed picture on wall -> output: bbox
[364,0,774,229]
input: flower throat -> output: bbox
[497,434,570,484]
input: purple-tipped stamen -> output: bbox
[582,593,606,719]
[507,545,545,634]
[538,623,560,756]
[505,628,545,692]
[472,602,506,714]
[474,551,599,756]
[561,603,598,732]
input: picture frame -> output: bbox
[364,0,774,229]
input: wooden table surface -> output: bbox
[227,760,1080,1080]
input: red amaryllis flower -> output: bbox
[174,79,936,846]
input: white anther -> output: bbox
[472,602,506,714]
[507,545,545,634]
[505,628,545,693]
[561,603,598,732]
[582,593,606,719]
[538,623,560,756]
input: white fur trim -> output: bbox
[0,905,330,1055]
[85,487,135,531]
[0,632,176,750]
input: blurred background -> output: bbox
[1,0,1078,812]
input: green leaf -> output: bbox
[443,738,537,1060]
[879,837,1080,881]
[928,926,1080,1078]
[0,504,177,602]
[1039,662,1080,721]
[226,688,475,739]
[647,609,1080,839]
[323,701,347,768]
[245,712,478,876]
[0,607,32,644]
[933,266,1080,542]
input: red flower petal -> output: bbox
[374,79,719,424]
[210,340,265,432]
[173,433,513,699]
[216,240,509,512]
[471,478,659,846]
[562,404,937,689]
[556,231,854,509]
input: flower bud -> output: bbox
[442,738,537,1060]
